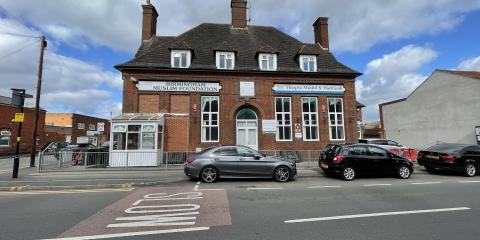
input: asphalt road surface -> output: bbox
[1,169,480,240]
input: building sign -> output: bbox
[240,81,255,97]
[14,113,24,123]
[86,131,100,136]
[138,81,221,92]
[294,123,302,139]
[0,131,11,136]
[262,120,277,133]
[97,122,105,132]
[77,136,89,144]
[272,84,345,94]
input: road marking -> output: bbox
[41,226,210,240]
[246,187,283,190]
[459,180,480,183]
[284,207,470,223]
[307,185,343,189]
[411,182,442,185]
[363,184,393,187]
[193,184,199,191]
[0,188,134,196]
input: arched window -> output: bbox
[236,108,257,120]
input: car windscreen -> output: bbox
[425,144,469,154]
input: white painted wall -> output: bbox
[382,71,480,150]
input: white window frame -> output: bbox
[259,53,277,71]
[327,98,345,141]
[89,124,96,131]
[0,131,11,147]
[300,55,317,72]
[301,97,319,141]
[216,51,235,70]
[171,50,191,68]
[275,97,292,141]
[201,96,220,143]
[77,123,85,130]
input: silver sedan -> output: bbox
[184,146,297,183]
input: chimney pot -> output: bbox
[231,0,247,28]
[313,17,329,50]
[142,3,158,41]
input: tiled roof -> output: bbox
[116,23,360,75]
[438,69,480,80]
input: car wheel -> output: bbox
[200,166,219,183]
[274,166,291,182]
[341,166,356,181]
[464,163,477,177]
[397,165,412,179]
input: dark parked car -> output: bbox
[417,144,480,177]
[359,139,403,147]
[184,146,297,183]
[319,144,414,181]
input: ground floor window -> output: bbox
[275,97,292,141]
[302,97,319,141]
[328,98,345,140]
[112,123,156,150]
[201,96,219,142]
[0,131,11,147]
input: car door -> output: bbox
[346,146,370,174]
[367,146,393,174]
[236,146,271,177]
[212,147,239,177]
[464,146,480,166]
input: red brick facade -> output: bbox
[0,104,46,155]
[45,113,110,145]
[122,70,358,151]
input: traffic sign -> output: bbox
[14,113,24,123]
[97,122,105,132]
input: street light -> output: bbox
[11,88,33,179]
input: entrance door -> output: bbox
[236,108,258,150]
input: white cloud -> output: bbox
[458,56,480,71]
[0,0,479,53]
[0,18,122,117]
[357,45,438,122]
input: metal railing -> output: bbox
[38,149,324,172]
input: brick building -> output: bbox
[0,96,46,156]
[45,113,110,146]
[113,0,361,156]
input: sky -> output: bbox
[0,0,480,121]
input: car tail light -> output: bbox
[441,154,456,161]
[332,153,345,164]
[186,155,196,164]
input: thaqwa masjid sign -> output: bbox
[138,81,222,92]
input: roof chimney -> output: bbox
[231,0,247,28]
[141,0,158,41]
[313,17,329,50]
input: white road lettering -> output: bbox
[107,212,199,228]
[125,204,200,214]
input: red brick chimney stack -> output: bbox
[313,17,329,50]
[231,0,248,28]
[141,0,158,41]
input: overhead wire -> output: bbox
[0,39,41,62]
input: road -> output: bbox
[1,169,480,240]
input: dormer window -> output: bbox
[300,55,317,72]
[171,50,191,68]
[259,53,277,71]
[216,52,235,70]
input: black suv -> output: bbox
[319,144,414,181]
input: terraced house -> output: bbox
[112,0,361,162]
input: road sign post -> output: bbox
[11,89,33,179]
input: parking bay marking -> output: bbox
[307,185,343,189]
[284,207,471,223]
[363,184,393,187]
[459,180,480,183]
[411,182,442,185]
[247,187,283,190]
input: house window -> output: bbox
[89,124,96,131]
[171,50,191,68]
[328,98,345,141]
[275,97,292,141]
[302,97,319,141]
[259,53,277,71]
[77,123,85,130]
[0,131,11,147]
[216,52,235,69]
[300,55,317,72]
[201,96,219,142]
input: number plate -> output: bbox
[426,155,439,160]
[321,163,329,169]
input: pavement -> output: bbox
[0,168,479,240]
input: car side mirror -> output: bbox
[254,155,262,160]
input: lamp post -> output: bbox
[11,89,33,178]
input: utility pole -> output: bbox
[11,89,33,178]
[30,36,47,167]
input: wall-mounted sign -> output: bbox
[273,84,345,94]
[97,122,105,132]
[0,131,11,136]
[77,136,89,144]
[138,81,221,92]
[262,120,277,133]
[240,81,255,97]
[294,123,302,139]
[86,131,101,136]
[14,113,24,123]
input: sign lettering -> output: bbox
[139,81,221,92]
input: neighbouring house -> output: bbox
[0,96,46,156]
[362,121,382,139]
[379,69,480,149]
[111,0,361,166]
[44,113,110,146]
[356,101,366,139]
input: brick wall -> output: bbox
[45,113,73,127]
[164,116,189,151]
[71,114,110,145]
[0,104,46,155]
[122,70,359,151]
